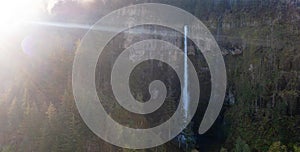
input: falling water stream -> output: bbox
[178,25,225,151]
[183,25,189,121]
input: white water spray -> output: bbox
[183,25,189,120]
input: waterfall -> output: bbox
[183,25,189,120]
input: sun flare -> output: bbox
[0,0,43,33]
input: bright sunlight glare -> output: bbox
[0,0,43,68]
[0,0,43,34]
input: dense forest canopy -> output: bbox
[0,0,299,151]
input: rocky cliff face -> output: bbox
[41,0,300,151]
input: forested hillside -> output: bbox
[0,0,299,151]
